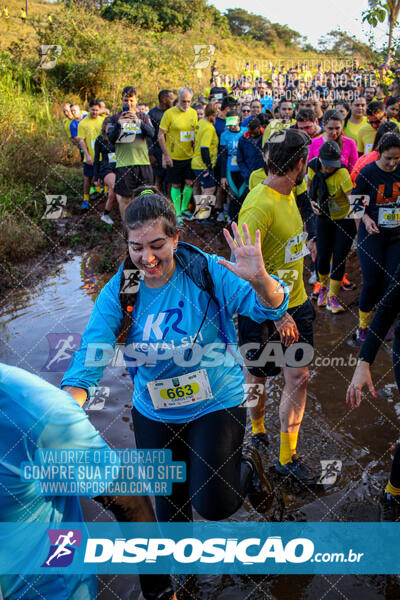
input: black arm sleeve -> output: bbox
[296,191,316,240]
[359,264,400,364]
[108,122,121,144]
[201,147,213,172]
[139,114,155,139]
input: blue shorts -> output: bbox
[83,163,94,177]
[193,168,215,189]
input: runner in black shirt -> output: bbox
[148,89,174,191]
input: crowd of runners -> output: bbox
[59,60,400,519]
[1,60,400,600]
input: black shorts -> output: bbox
[99,165,116,180]
[166,159,194,185]
[114,165,154,198]
[237,299,315,377]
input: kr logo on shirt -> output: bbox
[142,301,187,340]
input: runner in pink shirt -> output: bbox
[308,109,358,172]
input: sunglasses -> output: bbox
[242,109,251,113]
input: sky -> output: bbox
[210,0,389,49]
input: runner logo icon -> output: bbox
[42,529,82,567]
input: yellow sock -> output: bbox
[318,273,329,288]
[385,480,400,496]
[328,278,341,298]
[104,185,109,193]
[359,309,373,329]
[84,193,89,201]
[250,416,266,435]
[279,431,298,466]
[96,185,102,193]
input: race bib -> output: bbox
[284,232,309,264]
[365,143,373,153]
[108,152,116,163]
[123,121,141,133]
[147,369,213,410]
[180,130,194,142]
[378,206,400,228]
[230,156,238,167]
[328,199,341,214]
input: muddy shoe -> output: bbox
[243,446,276,515]
[275,454,319,487]
[251,432,270,451]
[380,491,400,522]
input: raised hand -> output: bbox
[217,222,267,283]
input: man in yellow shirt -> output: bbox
[357,101,386,154]
[158,87,198,218]
[77,99,104,209]
[238,128,318,486]
[262,99,296,144]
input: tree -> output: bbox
[317,29,379,63]
[362,0,400,64]
[225,8,301,47]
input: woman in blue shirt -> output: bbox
[62,187,289,524]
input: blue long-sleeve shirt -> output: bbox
[62,248,289,424]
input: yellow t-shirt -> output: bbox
[77,115,104,162]
[191,119,219,170]
[63,119,72,138]
[239,184,308,308]
[159,106,198,161]
[357,123,376,154]
[262,119,296,146]
[343,117,367,142]
[307,166,352,220]
[249,168,307,198]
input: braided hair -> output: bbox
[117,187,178,344]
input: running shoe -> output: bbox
[101,213,114,225]
[380,491,400,522]
[81,200,89,210]
[216,211,226,222]
[251,432,270,451]
[312,281,321,299]
[275,454,319,486]
[243,446,276,515]
[308,271,318,284]
[327,295,346,313]
[317,286,328,307]
[181,210,192,220]
[355,327,368,345]
[341,273,356,291]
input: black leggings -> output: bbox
[132,405,252,522]
[387,323,400,488]
[316,216,356,281]
[357,222,400,313]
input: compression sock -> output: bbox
[104,185,109,193]
[359,309,373,329]
[250,416,266,436]
[385,480,400,496]
[83,193,89,202]
[279,432,298,466]
[181,185,193,213]
[328,278,341,298]
[95,185,102,194]
[171,187,182,216]
[89,186,96,195]
[318,273,329,288]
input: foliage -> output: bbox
[362,1,400,63]
[225,8,302,47]
[102,0,229,33]
[318,30,380,63]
